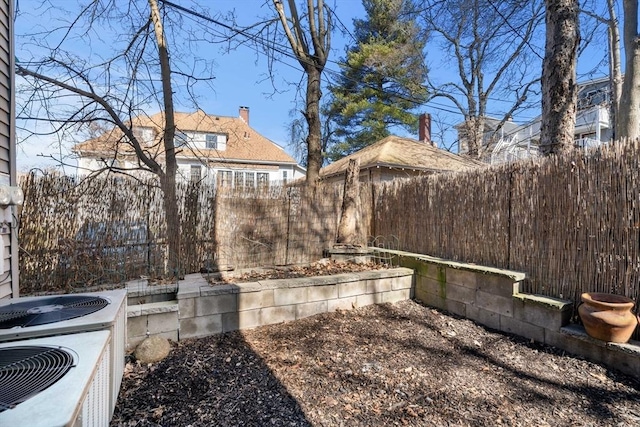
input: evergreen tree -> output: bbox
[327,0,428,160]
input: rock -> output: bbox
[134,336,171,363]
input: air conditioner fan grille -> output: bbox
[0,346,74,413]
[0,296,109,329]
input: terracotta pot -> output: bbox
[578,293,638,343]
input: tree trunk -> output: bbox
[540,0,580,155]
[305,66,323,186]
[617,0,640,140]
[336,159,360,245]
[149,0,180,276]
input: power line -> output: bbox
[158,0,540,125]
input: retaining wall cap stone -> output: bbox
[513,293,573,310]
[370,248,526,281]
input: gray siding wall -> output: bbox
[0,0,15,299]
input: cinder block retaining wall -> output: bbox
[125,267,413,347]
[375,249,640,379]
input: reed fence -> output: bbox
[372,140,640,311]
[18,174,369,294]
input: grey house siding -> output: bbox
[0,0,15,299]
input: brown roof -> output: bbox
[73,110,298,165]
[320,136,485,178]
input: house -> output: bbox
[320,114,485,184]
[73,107,306,187]
[458,77,613,165]
[1,0,18,299]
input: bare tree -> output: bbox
[16,0,215,276]
[273,0,331,186]
[418,0,544,159]
[617,0,640,140]
[540,0,580,154]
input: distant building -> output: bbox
[457,77,613,165]
[320,114,484,184]
[73,107,306,187]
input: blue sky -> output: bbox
[14,0,612,172]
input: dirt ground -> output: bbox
[112,299,640,427]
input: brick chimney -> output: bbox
[419,113,434,146]
[239,106,249,124]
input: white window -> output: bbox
[218,171,232,187]
[234,171,244,189]
[206,133,227,149]
[245,172,255,190]
[257,173,269,189]
[282,170,288,183]
[190,165,201,182]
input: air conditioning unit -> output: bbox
[0,289,127,418]
[0,330,112,427]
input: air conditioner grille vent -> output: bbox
[0,296,109,328]
[0,346,74,413]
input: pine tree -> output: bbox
[326,0,428,160]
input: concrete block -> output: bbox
[356,292,383,307]
[199,284,241,296]
[476,290,513,316]
[416,276,445,298]
[296,301,328,319]
[466,305,500,330]
[308,285,338,302]
[513,296,572,331]
[545,329,606,364]
[446,283,476,304]
[476,274,518,298]
[602,347,640,379]
[445,267,477,289]
[147,311,179,335]
[415,289,445,310]
[404,260,444,282]
[445,300,467,318]
[195,294,237,316]
[178,298,195,318]
[180,314,223,339]
[127,316,147,338]
[261,305,296,325]
[391,275,413,290]
[273,287,307,306]
[221,312,239,333]
[151,330,178,342]
[237,309,261,330]
[238,290,274,311]
[338,280,367,298]
[383,289,411,304]
[366,278,391,294]
[499,315,545,342]
[328,297,356,312]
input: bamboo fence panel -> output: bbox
[370,140,640,312]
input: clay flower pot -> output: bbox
[578,292,638,343]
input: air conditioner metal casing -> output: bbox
[0,330,112,427]
[0,289,127,417]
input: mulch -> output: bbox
[111,300,640,427]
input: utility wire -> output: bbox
[159,0,541,124]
